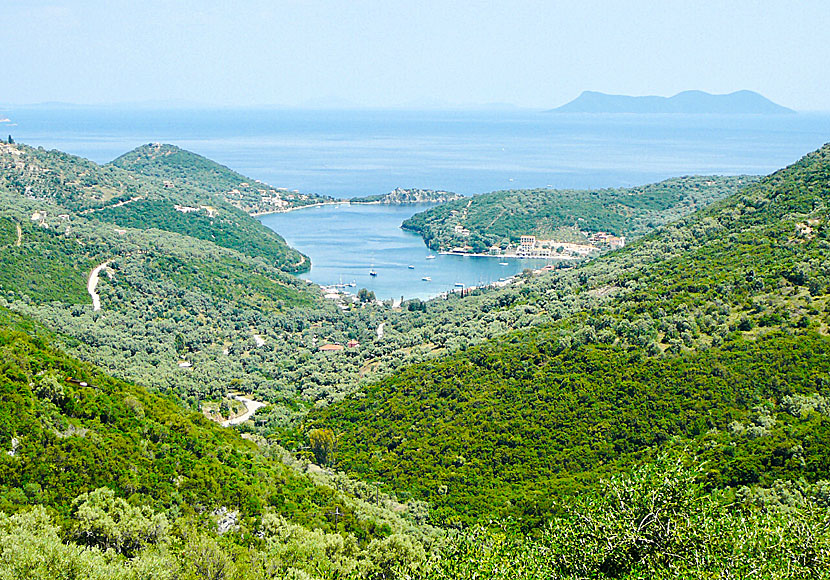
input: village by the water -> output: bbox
[318,229,625,309]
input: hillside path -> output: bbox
[15,223,21,246]
[87,261,110,311]
[221,395,267,426]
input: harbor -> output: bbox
[260,202,554,301]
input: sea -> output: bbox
[4,106,830,299]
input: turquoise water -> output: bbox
[260,203,551,300]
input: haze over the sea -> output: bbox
[3,1,828,112]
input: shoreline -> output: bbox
[254,198,448,216]
[437,250,579,260]
[252,200,348,217]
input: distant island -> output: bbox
[350,187,464,204]
[550,90,795,114]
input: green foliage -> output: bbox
[110,143,334,215]
[93,198,308,273]
[544,454,706,576]
[402,175,757,251]
[0,142,308,272]
[0,306,391,541]
[309,331,830,523]
[413,460,830,579]
[308,428,336,466]
[0,209,95,303]
[305,144,830,524]
[350,188,463,204]
[357,288,376,303]
[72,487,169,556]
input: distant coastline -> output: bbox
[550,90,795,115]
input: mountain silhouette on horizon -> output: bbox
[550,90,795,114]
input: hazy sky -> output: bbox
[4,0,829,110]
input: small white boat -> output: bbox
[422,276,431,281]
[425,255,436,260]
[369,270,377,277]
[499,262,509,266]
[408,265,415,269]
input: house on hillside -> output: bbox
[319,343,344,352]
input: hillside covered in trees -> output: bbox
[401,175,756,253]
[307,145,830,525]
[350,187,464,205]
[3,139,830,578]
[0,142,308,271]
[111,143,335,215]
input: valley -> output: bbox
[1,137,830,578]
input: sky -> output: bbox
[4,0,829,111]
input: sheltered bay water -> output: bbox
[260,203,551,300]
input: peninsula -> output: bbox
[401,175,758,254]
[350,187,464,204]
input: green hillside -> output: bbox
[111,143,335,215]
[306,145,830,524]
[402,175,757,252]
[0,174,325,404]
[0,142,307,272]
[0,305,443,579]
[3,137,830,577]
[350,187,464,204]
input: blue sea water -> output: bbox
[5,107,830,197]
[260,203,551,301]
[4,106,829,298]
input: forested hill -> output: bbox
[5,300,829,577]
[306,144,830,524]
[111,143,335,215]
[0,305,437,577]
[0,142,307,271]
[350,187,464,204]
[401,175,757,252]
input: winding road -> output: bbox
[87,261,110,311]
[221,395,267,427]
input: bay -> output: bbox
[6,105,830,299]
[260,203,551,301]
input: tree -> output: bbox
[357,288,376,303]
[72,487,169,557]
[308,428,336,466]
[7,135,12,144]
